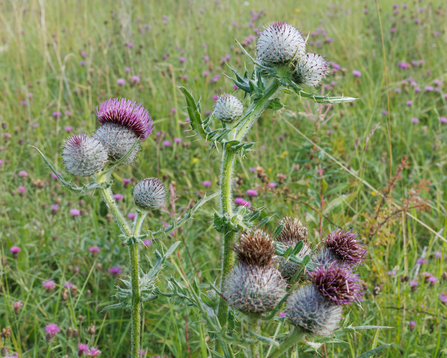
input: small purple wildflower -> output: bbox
[143,239,152,246]
[78,343,89,355]
[88,246,100,253]
[43,280,56,290]
[10,246,21,254]
[278,312,286,318]
[17,186,27,195]
[435,251,442,259]
[52,112,62,118]
[18,170,28,177]
[162,140,172,147]
[128,213,136,219]
[69,209,81,217]
[202,181,211,188]
[411,118,419,124]
[416,258,426,264]
[409,321,416,330]
[406,100,413,106]
[117,78,126,86]
[113,194,124,200]
[440,292,447,304]
[87,347,101,357]
[268,182,277,188]
[352,70,361,77]
[45,323,60,334]
[246,189,258,196]
[64,126,73,132]
[64,282,73,289]
[174,137,182,143]
[179,57,186,63]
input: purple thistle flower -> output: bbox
[416,258,426,264]
[64,282,73,289]
[78,343,89,355]
[408,280,418,288]
[179,57,186,63]
[69,209,81,217]
[128,213,136,219]
[108,266,122,277]
[352,70,361,77]
[21,100,28,105]
[440,292,447,304]
[10,246,21,253]
[425,86,434,92]
[411,117,419,124]
[293,53,329,87]
[202,180,211,188]
[116,78,126,86]
[409,320,416,330]
[17,186,27,195]
[123,178,131,184]
[18,170,28,177]
[246,189,258,196]
[45,323,60,334]
[52,112,62,118]
[174,137,182,143]
[113,194,124,200]
[310,264,363,306]
[143,239,152,246]
[131,75,140,83]
[43,279,56,291]
[87,347,101,357]
[88,246,100,253]
[268,182,277,188]
[64,125,73,132]
[434,251,442,259]
[322,229,366,266]
[51,204,59,212]
[162,140,172,147]
[406,100,413,106]
[96,98,153,140]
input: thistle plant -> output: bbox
[34,98,216,357]
[174,21,387,357]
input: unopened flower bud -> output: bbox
[66,327,73,338]
[1,346,9,356]
[73,329,80,338]
[62,134,108,177]
[133,178,166,211]
[214,95,243,123]
[256,22,306,65]
[87,323,95,336]
[293,53,329,87]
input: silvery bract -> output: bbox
[62,134,108,177]
[293,53,329,87]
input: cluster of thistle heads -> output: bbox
[213,22,329,125]
[223,218,367,336]
[61,98,166,211]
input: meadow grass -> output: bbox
[0,0,446,356]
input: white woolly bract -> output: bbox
[93,122,140,165]
[285,285,342,336]
[311,248,338,270]
[256,22,306,65]
[277,242,311,280]
[293,53,329,87]
[214,94,244,123]
[62,134,108,177]
[133,178,166,211]
[223,263,287,313]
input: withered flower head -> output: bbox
[233,229,276,267]
[276,217,308,247]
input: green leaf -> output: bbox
[273,224,284,238]
[101,303,124,312]
[321,178,328,195]
[247,330,280,347]
[267,98,285,111]
[164,241,181,259]
[355,344,392,358]
[179,87,208,141]
[258,215,272,226]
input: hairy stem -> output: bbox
[217,147,236,326]
[268,328,305,358]
[247,316,261,358]
[97,172,141,358]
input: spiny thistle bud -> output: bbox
[222,263,287,313]
[276,217,310,280]
[285,284,343,336]
[256,22,306,65]
[133,178,166,211]
[94,98,153,164]
[311,264,363,306]
[233,230,276,267]
[214,94,244,123]
[1,346,9,356]
[62,134,108,177]
[292,53,329,87]
[322,229,366,266]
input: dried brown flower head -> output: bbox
[276,217,308,247]
[233,230,276,267]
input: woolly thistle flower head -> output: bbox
[62,134,108,177]
[322,229,366,266]
[233,229,276,267]
[93,98,153,165]
[311,264,363,306]
[214,94,244,123]
[133,178,166,211]
[292,53,329,87]
[285,284,343,336]
[256,22,306,65]
[223,263,287,313]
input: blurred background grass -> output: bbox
[0,0,446,356]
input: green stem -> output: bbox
[268,328,305,358]
[97,172,141,358]
[217,147,236,326]
[247,316,261,358]
[234,78,281,141]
